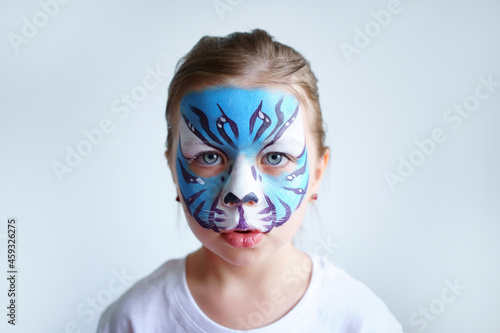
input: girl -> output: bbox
[97,29,403,332]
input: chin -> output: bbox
[214,247,267,266]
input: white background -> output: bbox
[1,0,499,332]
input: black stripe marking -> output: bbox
[190,106,223,145]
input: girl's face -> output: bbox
[169,85,327,265]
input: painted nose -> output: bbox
[223,192,259,205]
[221,154,262,207]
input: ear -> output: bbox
[309,147,330,200]
[165,150,178,185]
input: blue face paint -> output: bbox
[176,87,309,233]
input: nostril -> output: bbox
[224,192,240,205]
[223,192,259,205]
[242,193,259,204]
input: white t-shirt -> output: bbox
[97,254,403,332]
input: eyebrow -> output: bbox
[180,136,208,147]
[180,138,230,159]
[262,137,305,154]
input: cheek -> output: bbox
[265,152,309,202]
[261,163,309,211]
[175,157,225,205]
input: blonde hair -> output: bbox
[165,29,326,163]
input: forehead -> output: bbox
[180,87,299,121]
[179,87,305,150]
[181,85,298,107]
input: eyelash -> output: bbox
[261,152,294,168]
[188,151,224,167]
[188,151,295,169]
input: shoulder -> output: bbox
[311,255,403,333]
[96,258,184,333]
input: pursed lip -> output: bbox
[220,230,264,248]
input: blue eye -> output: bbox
[265,153,283,165]
[201,153,220,165]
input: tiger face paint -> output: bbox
[176,87,309,233]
